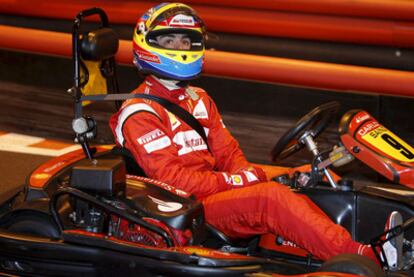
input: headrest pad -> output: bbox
[81,28,119,61]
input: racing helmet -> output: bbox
[133,3,206,80]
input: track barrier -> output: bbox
[1,0,414,47]
[1,25,414,98]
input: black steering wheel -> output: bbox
[271,101,340,162]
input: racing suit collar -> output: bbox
[144,75,189,104]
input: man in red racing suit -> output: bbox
[110,75,376,261]
[109,2,380,264]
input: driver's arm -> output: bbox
[121,112,265,199]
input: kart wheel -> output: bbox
[3,211,60,239]
[319,254,384,277]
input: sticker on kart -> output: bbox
[361,125,414,163]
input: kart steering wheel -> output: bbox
[271,101,340,162]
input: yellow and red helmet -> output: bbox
[133,3,206,80]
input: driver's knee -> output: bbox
[258,181,295,198]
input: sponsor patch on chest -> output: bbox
[173,130,207,155]
[193,99,208,119]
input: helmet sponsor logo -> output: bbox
[138,21,147,35]
[136,50,161,64]
[169,14,195,27]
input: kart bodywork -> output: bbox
[0,7,414,277]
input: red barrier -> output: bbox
[204,51,414,98]
[0,25,71,57]
[1,25,414,98]
[1,0,414,48]
[202,9,414,48]
[181,0,414,21]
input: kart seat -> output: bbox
[78,27,119,98]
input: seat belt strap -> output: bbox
[81,93,211,152]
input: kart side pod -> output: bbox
[339,110,414,188]
[70,158,126,197]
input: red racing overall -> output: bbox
[110,76,371,261]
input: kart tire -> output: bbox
[3,211,60,239]
[319,254,384,277]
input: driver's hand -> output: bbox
[252,163,341,183]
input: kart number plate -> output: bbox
[362,126,414,163]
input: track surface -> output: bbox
[0,150,49,196]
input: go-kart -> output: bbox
[0,7,414,277]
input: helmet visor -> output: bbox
[146,29,204,51]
